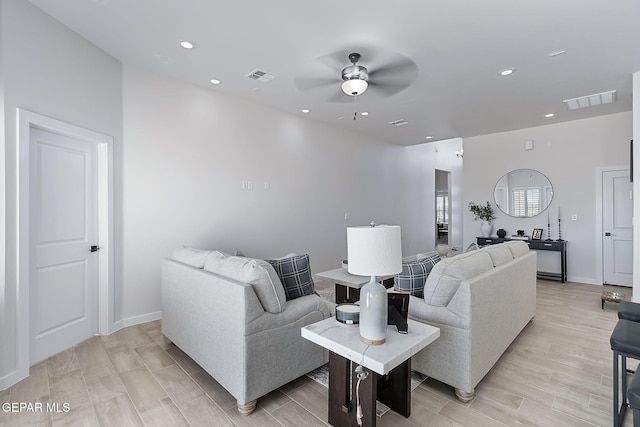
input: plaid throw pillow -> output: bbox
[267,254,315,301]
[394,253,441,298]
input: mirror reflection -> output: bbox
[494,169,553,217]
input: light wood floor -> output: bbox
[1,280,635,427]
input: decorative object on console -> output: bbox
[546,211,553,241]
[557,207,564,241]
[496,228,507,238]
[468,201,496,238]
[436,243,450,257]
[347,223,402,345]
[532,228,543,240]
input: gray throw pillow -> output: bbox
[394,253,441,298]
[267,254,315,301]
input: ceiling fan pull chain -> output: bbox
[353,96,357,121]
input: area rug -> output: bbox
[306,363,428,417]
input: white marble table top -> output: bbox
[301,318,440,375]
[314,268,393,289]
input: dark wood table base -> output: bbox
[327,351,411,427]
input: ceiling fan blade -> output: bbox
[327,88,352,103]
[294,76,339,91]
[367,80,413,97]
[368,55,418,81]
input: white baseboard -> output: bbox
[0,369,28,392]
[118,311,162,329]
[105,311,161,336]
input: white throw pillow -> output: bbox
[204,252,286,314]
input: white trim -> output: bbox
[120,311,162,329]
[15,109,114,384]
[595,165,630,286]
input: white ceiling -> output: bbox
[27,0,640,146]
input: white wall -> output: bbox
[0,0,122,387]
[402,138,464,251]
[463,112,632,284]
[120,66,431,321]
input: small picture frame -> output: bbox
[532,228,543,240]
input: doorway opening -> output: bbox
[435,169,451,247]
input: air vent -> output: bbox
[245,69,277,83]
[563,90,616,110]
[389,119,409,127]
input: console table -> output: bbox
[477,237,567,283]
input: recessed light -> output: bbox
[425,136,433,140]
[500,68,516,76]
[545,113,555,118]
[361,112,369,116]
[302,109,310,113]
[180,41,194,49]
[210,79,222,85]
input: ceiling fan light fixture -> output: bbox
[342,78,368,96]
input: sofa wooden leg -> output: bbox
[455,388,475,403]
[237,400,257,415]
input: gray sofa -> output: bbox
[408,241,537,402]
[161,248,332,415]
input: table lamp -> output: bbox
[347,223,402,345]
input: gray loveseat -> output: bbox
[161,248,332,415]
[408,241,537,402]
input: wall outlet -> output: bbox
[571,214,578,221]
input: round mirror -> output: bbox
[494,169,553,217]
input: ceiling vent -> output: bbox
[563,90,616,110]
[245,69,277,83]
[389,119,409,127]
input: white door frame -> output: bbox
[16,109,114,380]
[595,165,630,285]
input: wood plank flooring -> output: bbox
[1,280,635,426]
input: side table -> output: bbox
[314,268,394,303]
[301,318,440,427]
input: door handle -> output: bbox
[605,232,616,237]
[89,245,100,252]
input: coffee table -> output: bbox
[314,268,394,303]
[301,317,439,427]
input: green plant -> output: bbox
[468,201,496,222]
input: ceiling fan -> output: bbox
[294,50,418,102]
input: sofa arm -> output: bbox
[246,294,331,335]
[408,295,469,329]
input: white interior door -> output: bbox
[603,169,633,286]
[30,128,99,364]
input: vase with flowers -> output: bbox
[468,201,497,237]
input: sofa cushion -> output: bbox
[204,252,286,313]
[480,244,514,266]
[504,240,530,258]
[170,247,212,269]
[267,254,315,301]
[422,250,494,306]
[394,253,441,298]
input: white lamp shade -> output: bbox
[341,78,368,96]
[347,225,402,276]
